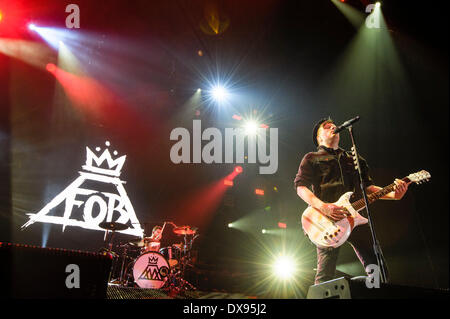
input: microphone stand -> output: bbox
[347,126,389,284]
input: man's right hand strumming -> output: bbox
[320,203,349,221]
[297,186,349,222]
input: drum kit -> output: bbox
[99,221,199,291]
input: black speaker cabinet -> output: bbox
[0,242,112,298]
[306,277,449,299]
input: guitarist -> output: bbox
[294,118,409,284]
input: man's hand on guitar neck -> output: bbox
[393,179,410,200]
[366,179,411,200]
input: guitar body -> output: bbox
[300,170,430,248]
[301,192,368,248]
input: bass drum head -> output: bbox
[133,252,170,289]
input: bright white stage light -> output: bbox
[244,120,258,135]
[25,25,79,50]
[273,255,296,280]
[211,85,228,102]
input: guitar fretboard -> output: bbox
[351,177,410,211]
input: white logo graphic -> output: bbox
[21,141,144,238]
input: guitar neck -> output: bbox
[351,177,410,211]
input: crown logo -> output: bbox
[82,141,126,177]
[148,256,159,264]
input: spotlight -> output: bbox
[28,23,37,31]
[244,120,258,135]
[375,2,381,8]
[197,88,202,93]
[273,255,296,280]
[261,229,267,234]
[228,223,233,228]
[278,222,287,229]
[224,179,234,186]
[234,166,243,174]
[211,85,228,102]
[255,189,265,196]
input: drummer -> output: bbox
[143,225,163,252]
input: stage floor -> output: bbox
[106,285,258,299]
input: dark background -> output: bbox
[0,0,447,296]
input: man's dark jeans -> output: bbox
[314,224,387,284]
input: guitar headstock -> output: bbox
[408,170,431,185]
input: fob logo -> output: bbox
[21,141,144,238]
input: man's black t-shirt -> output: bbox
[294,145,374,203]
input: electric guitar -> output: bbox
[301,170,431,248]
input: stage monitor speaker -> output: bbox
[0,242,112,298]
[307,276,449,299]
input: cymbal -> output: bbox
[173,226,196,235]
[128,237,159,247]
[128,238,145,247]
[98,221,129,231]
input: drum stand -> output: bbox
[102,230,119,284]
[168,234,197,291]
[118,244,129,287]
[98,222,130,286]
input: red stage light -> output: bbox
[0,2,28,38]
[46,63,56,73]
[232,114,242,121]
[260,123,269,129]
[224,180,234,186]
[255,189,264,196]
[278,222,287,229]
[234,166,243,174]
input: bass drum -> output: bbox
[159,245,181,268]
[132,251,170,289]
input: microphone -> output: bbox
[333,116,360,134]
